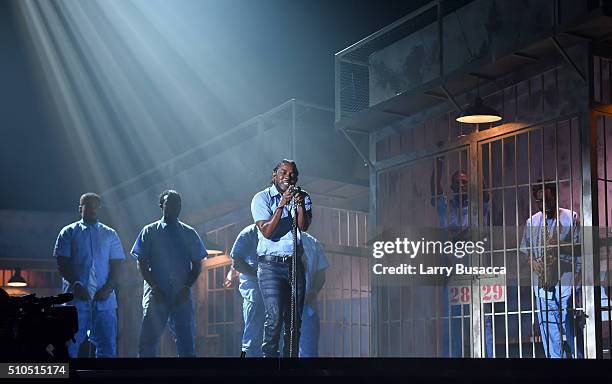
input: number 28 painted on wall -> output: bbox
[449,284,505,305]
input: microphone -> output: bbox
[288,185,302,197]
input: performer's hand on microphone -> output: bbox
[294,191,305,207]
[279,188,293,208]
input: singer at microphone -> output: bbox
[251,159,312,357]
[288,185,302,199]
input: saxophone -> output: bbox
[538,212,559,290]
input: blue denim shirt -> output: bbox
[251,185,312,257]
[131,218,207,307]
[302,232,328,315]
[230,224,259,286]
[54,220,125,310]
[436,195,490,228]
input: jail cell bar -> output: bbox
[596,113,612,358]
[376,149,475,357]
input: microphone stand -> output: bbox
[288,192,299,357]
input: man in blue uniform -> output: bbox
[226,224,328,357]
[131,190,207,357]
[520,181,582,358]
[299,232,329,357]
[251,159,312,357]
[229,224,264,357]
[54,192,125,358]
[431,161,493,357]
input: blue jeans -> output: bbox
[534,284,583,358]
[239,282,265,357]
[299,304,320,357]
[139,291,195,357]
[68,304,117,358]
[258,258,305,357]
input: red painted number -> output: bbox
[450,287,459,304]
[481,285,492,301]
[460,287,470,303]
[492,284,503,301]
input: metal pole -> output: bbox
[581,109,603,358]
[514,133,524,358]
[438,0,444,81]
[369,131,379,357]
[335,56,341,123]
[292,99,297,160]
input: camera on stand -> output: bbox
[0,288,77,361]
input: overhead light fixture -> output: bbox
[456,78,502,124]
[8,268,28,287]
[456,96,502,124]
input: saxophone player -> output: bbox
[519,180,582,358]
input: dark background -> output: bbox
[0,0,425,212]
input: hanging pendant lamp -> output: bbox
[7,268,28,287]
[456,78,502,124]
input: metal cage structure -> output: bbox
[336,0,612,358]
